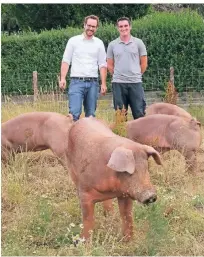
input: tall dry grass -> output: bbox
[1,100,204,256]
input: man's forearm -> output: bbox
[107,59,114,75]
[60,62,69,79]
[99,67,107,84]
[108,67,114,75]
[141,65,147,74]
[140,56,148,74]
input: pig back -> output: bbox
[1,113,47,148]
[68,117,117,162]
[126,115,171,148]
[126,114,201,150]
[68,117,115,145]
[146,102,192,119]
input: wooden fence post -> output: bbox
[170,66,174,85]
[32,71,38,101]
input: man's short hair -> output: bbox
[84,15,99,27]
[116,17,131,25]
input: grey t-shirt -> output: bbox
[107,36,147,83]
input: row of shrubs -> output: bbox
[2,10,204,95]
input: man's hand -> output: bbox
[59,78,66,90]
[100,84,107,96]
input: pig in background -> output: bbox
[1,112,74,166]
[66,116,162,240]
[126,114,202,173]
[146,102,193,120]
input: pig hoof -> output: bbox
[73,239,83,247]
[73,239,80,247]
[73,237,86,246]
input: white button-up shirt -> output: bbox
[62,34,107,78]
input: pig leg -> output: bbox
[102,199,114,216]
[2,147,16,164]
[1,148,10,163]
[183,150,197,173]
[117,197,133,241]
[79,193,95,240]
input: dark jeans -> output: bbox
[68,78,100,121]
[112,82,146,119]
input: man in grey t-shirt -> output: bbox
[107,17,148,120]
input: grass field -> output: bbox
[1,100,204,256]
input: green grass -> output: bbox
[1,100,204,256]
[188,104,204,125]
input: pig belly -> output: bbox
[136,134,170,149]
[9,133,47,152]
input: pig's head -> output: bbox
[107,145,162,204]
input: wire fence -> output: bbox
[1,69,204,109]
[2,70,204,125]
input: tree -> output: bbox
[12,4,82,31]
[1,4,150,32]
[183,4,204,17]
[80,4,150,24]
[1,4,20,34]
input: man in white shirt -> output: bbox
[59,15,107,121]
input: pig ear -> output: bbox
[194,119,201,127]
[190,118,201,128]
[144,145,162,165]
[107,147,135,174]
[197,121,201,127]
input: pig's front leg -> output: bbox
[117,196,133,241]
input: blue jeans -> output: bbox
[68,78,99,121]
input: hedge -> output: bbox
[1,10,204,95]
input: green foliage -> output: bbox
[134,202,169,255]
[1,27,82,95]
[183,4,204,17]
[2,4,150,32]
[1,4,20,34]
[131,10,204,92]
[1,10,204,95]
[188,104,204,124]
[13,4,82,31]
[80,4,150,24]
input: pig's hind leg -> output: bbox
[183,150,198,173]
[102,199,114,216]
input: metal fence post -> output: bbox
[32,71,38,101]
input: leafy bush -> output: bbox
[2,10,204,95]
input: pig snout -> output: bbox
[140,189,157,205]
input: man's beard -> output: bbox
[86,30,94,36]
